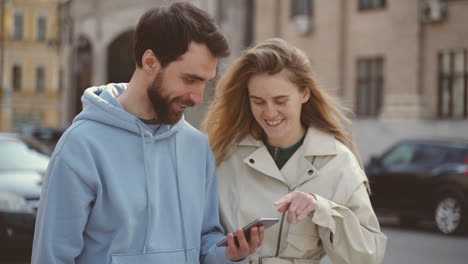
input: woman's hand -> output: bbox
[225,226,264,261]
[275,190,317,224]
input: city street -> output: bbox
[3,215,467,264]
[321,215,468,264]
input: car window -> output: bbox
[382,143,417,166]
[0,139,50,171]
[444,148,464,163]
[411,145,447,165]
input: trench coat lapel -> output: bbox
[281,127,338,188]
[281,147,318,189]
[240,137,286,184]
[238,127,338,186]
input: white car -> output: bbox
[0,133,50,257]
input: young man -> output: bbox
[32,2,263,263]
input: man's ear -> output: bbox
[141,49,161,73]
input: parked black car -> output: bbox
[20,126,65,151]
[366,139,468,235]
[0,133,51,256]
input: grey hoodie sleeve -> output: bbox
[199,148,244,264]
[31,155,95,263]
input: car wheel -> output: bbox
[434,194,465,235]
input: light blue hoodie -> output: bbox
[32,84,239,264]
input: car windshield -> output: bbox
[381,144,417,166]
[0,139,50,171]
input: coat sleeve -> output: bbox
[311,182,387,264]
[199,147,244,264]
[31,155,95,264]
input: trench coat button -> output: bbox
[307,169,313,175]
[249,159,255,164]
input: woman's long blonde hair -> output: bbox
[202,38,359,166]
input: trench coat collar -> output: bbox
[302,126,338,156]
[239,127,337,186]
[239,126,338,157]
[242,145,285,184]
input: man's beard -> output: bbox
[147,71,192,125]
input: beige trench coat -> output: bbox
[217,127,387,264]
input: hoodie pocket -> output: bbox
[111,248,198,264]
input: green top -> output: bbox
[265,134,306,170]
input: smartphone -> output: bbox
[216,217,279,247]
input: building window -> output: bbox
[356,58,384,117]
[359,0,386,10]
[291,0,313,35]
[37,16,47,41]
[36,66,45,92]
[12,65,22,92]
[13,13,24,39]
[291,0,313,17]
[438,50,467,119]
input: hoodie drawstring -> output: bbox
[137,122,189,262]
[137,122,152,254]
[174,136,189,262]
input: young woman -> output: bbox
[203,38,386,264]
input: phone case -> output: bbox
[216,217,279,247]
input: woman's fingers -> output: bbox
[276,191,317,224]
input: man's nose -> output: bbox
[189,85,205,105]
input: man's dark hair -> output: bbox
[133,1,230,68]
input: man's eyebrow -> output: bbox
[182,73,206,81]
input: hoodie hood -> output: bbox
[73,83,185,139]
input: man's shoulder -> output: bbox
[178,120,208,143]
[54,120,106,155]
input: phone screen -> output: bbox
[216,218,279,247]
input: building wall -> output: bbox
[0,0,62,132]
[253,0,468,161]
[422,0,468,118]
[346,0,421,118]
[60,0,250,128]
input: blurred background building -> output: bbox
[56,0,252,129]
[1,0,466,160]
[254,0,468,159]
[0,0,62,132]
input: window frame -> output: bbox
[358,0,386,11]
[437,49,468,119]
[291,0,313,18]
[12,64,22,92]
[36,66,46,93]
[355,57,384,117]
[36,15,47,41]
[13,11,24,39]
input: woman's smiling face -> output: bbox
[247,72,310,148]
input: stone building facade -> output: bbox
[0,0,62,132]
[254,0,468,160]
[58,0,252,128]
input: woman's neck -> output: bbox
[266,126,307,149]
